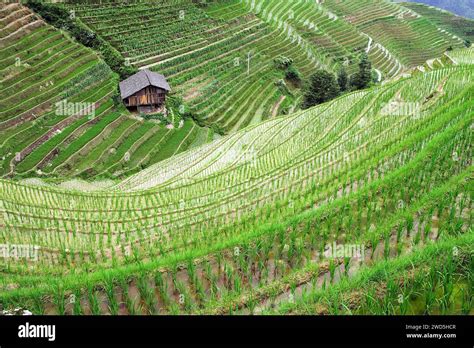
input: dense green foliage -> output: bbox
[303,70,340,108]
[403,0,474,19]
[351,53,373,90]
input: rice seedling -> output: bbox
[86,284,101,315]
[137,275,157,315]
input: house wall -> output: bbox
[125,86,167,107]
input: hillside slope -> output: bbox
[399,0,474,19]
[401,2,474,43]
[323,0,464,66]
[62,0,463,134]
[0,3,211,181]
[1,48,472,314]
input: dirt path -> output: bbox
[271,95,286,118]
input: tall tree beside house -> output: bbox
[302,70,340,109]
[337,68,349,92]
[351,53,373,90]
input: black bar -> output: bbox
[0,315,472,347]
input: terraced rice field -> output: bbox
[62,0,319,133]
[324,0,464,70]
[1,47,472,315]
[447,47,474,65]
[61,0,463,135]
[401,2,474,44]
[0,3,209,180]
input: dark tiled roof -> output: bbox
[119,69,171,99]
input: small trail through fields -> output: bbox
[271,95,286,118]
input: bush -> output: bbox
[274,79,291,95]
[285,65,302,82]
[112,88,122,107]
[141,112,169,124]
[274,55,293,69]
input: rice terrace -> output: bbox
[0,0,473,329]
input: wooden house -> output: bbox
[119,69,171,113]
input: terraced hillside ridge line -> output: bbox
[61,0,319,133]
[324,0,464,67]
[397,0,474,19]
[0,47,472,315]
[401,2,474,43]
[0,3,212,180]
[60,0,462,135]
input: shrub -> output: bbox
[211,123,225,135]
[274,55,293,69]
[285,65,302,83]
[112,88,122,107]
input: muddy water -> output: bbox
[404,280,473,315]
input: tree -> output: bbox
[351,53,372,90]
[302,70,340,109]
[337,68,349,92]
